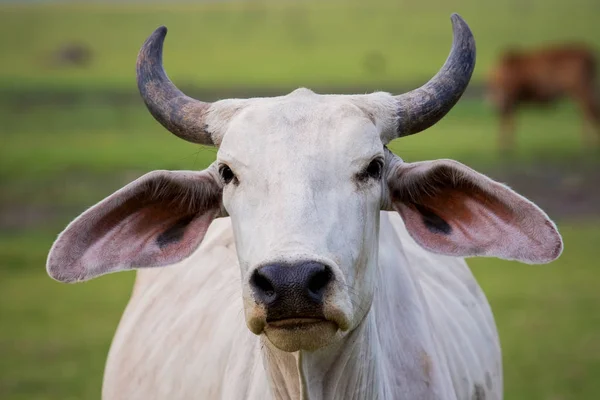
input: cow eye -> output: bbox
[219,165,236,184]
[363,159,383,180]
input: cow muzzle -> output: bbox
[246,261,350,352]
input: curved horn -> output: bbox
[136,26,214,145]
[394,14,476,139]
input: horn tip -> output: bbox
[450,13,466,26]
[139,26,168,56]
[138,26,168,69]
[153,25,168,39]
[449,13,475,50]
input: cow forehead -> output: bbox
[213,89,397,164]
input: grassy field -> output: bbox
[1,1,599,399]
[1,99,596,186]
[1,0,599,90]
[1,99,597,226]
[1,98,599,399]
[1,223,599,400]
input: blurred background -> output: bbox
[1,0,599,399]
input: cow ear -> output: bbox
[384,158,563,264]
[47,167,223,283]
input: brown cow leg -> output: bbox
[498,109,516,154]
[573,87,600,147]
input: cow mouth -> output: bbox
[267,317,332,330]
[263,317,340,351]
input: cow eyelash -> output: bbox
[218,164,237,185]
[357,158,384,181]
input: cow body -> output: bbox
[487,44,599,151]
[103,213,500,400]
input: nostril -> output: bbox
[307,268,333,296]
[251,270,276,300]
[252,262,333,308]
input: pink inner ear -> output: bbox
[394,183,562,264]
[396,187,512,253]
[47,170,223,283]
[82,201,219,276]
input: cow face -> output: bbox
[215,90,395,351]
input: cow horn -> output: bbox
[394,14,475,139]
[136,26,214,145]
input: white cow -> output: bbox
[47,15,562,400]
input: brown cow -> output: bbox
[486,43,599,152]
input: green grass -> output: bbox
[1,96,598,398]
[1,0,599,90]
[1,1,599,398]
[0,223,598,399]
[1,99,595,185]
[0,97,599,399]
[1,97,597,230]
[0,233,135,400]
[470,223,600,400]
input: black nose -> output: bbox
[250,262,334,320]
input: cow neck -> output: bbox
[259,311,384,400]
[293,307,452,400]
[260,306,448,400]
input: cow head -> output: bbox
[47,15,562,353]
